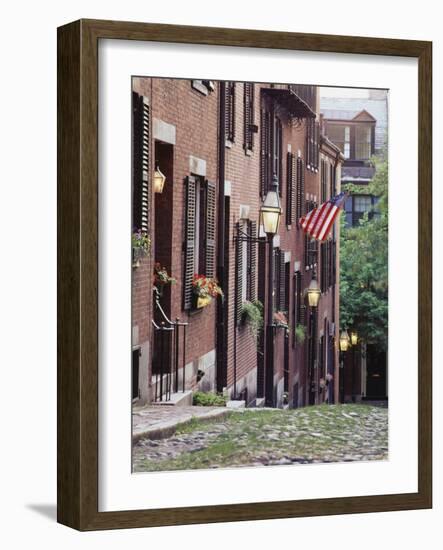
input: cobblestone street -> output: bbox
[133,404,388,472]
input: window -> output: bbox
[274,248,287,314]
[260,108,282,196]
[240,221,248,303]
[327,124,350,159]
[320,240,334,293]
[260,108,272,196]
[235,220,257,324]
[273,115,283,192]
[243,82,255,152]
[304,200,318,268]
[191,80,215,95]
[183,176,216,310]
[225,81,236,142]
[345,194,378,227]
[306,118,319,171]
[320,159,328,203]
[355,124,372,160]
[293,270,303,347]
[286,152,296,225]
[296,157,305,226]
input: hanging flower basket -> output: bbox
[191,274,223,309]
[153,263,176,294]
[196,295,212,309]
[132,229,151,268]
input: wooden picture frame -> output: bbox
[57,19,432,530]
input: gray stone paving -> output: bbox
[132,405,230,442]
[132,404,388,472]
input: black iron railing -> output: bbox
[152,288,188,402]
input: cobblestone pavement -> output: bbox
[133,404,388,472]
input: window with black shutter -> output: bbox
[183,176,215,310]
[183,176,197,310]
[295,270,302,324]
[273,116,283,194]
[306,118,312,170]
[205,180,216,278]
[321,159,328,203]
[260,108,272,197]
[330,163,335,197]
[132,91,150,233]
[235,224,243,325]
[306,118,319,172]
[278,251,286,313]
[296,157,305,226]
[247,221,257,301]
[286,152,296,226]
[243,82,255,152]
[235,220,258,325]
[225,81,236,143]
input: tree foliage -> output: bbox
[340,153,388,350]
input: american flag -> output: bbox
[299,191,348,242]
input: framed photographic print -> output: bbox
[57,19,432,530]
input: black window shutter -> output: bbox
[260,109,271,197]
[286,152,293,225]
[235,223,243,325]
[205,180,216,278]
[244,82,254,151]
[248,221,257,301]
[278,118,283,194]
[183,176,196,310]
[132,92,150,233]
[279,251,286,312]
[295,271,302,324]
[296,157,306,225]
[225,81,236,142]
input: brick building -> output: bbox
[131,78,343,409]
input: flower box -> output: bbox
[196,295,212,309]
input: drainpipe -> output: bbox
[216,82,227,393]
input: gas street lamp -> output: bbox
[339,330,350,352]
[350,330,358,346]
[260,174,282,406]
[153,164,166,193]
[339,330,350,403]
[307,278,321,308]
[260,174,282,235]
[306,274,321,405]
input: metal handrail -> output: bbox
[152,287,189,400]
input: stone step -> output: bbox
[152,390,193,407]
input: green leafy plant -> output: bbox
[192,391,227,407]
[294,323,306,344]
[132,229,151,254]
[241,300,264,341]
[340,151,388,350]
[153,262,176,286]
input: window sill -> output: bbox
[191,80,209,96]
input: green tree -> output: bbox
[340,153,388,350]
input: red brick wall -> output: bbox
[131,77,342,406]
